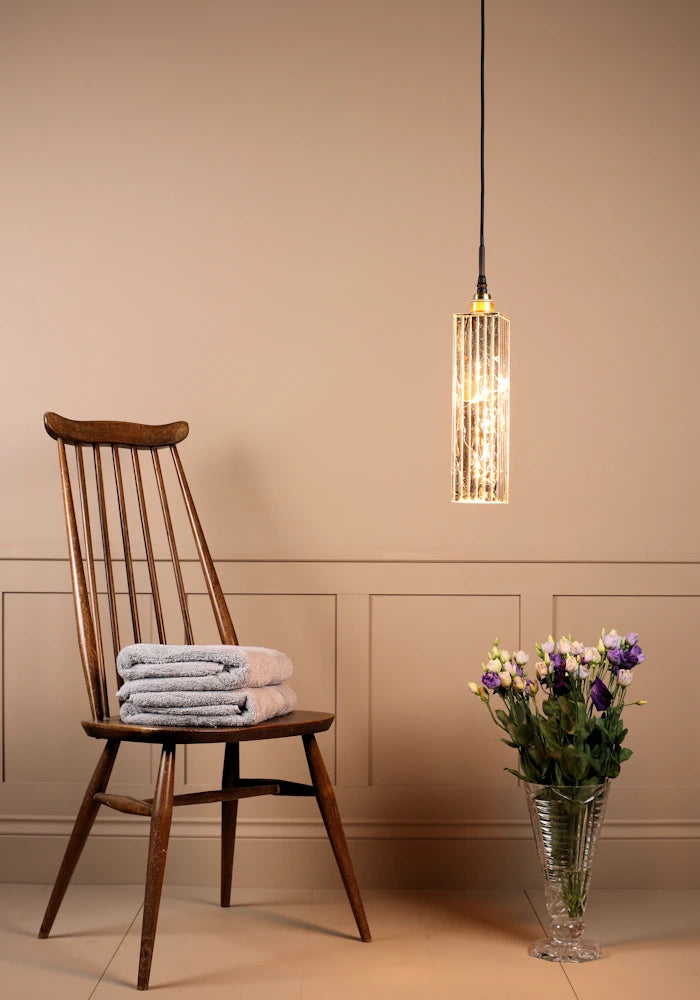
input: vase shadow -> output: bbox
[424,890,542,944]
[526,887,700,947]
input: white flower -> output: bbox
[542,636,555,655]
[468,682,489,701]
[515,650,529,666]
[584,646,600,664]
[487,659,501,673]
[535,661,549,679]
[498,671,512,689]
[570,641,585,656]
[499,650,510,663]
[565,656,578,673]
[512,675,525,692]
[576,665,590,679]
[617,669,633,687]
[603,629,622,649]
[559,637,571,655]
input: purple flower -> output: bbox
[481,671,501,690]
[549,653,564,669]
[590,677,612,712]
[608,644,645,673]
[607,647,623,668]
[552,663,568,695]
[626,632,639,646]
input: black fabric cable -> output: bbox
[476,0,488,296]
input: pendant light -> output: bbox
[451,0,510,503]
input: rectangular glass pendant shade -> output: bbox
[451,309,510,503]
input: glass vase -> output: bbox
[525,781,609,962]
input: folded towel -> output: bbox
[119,683,297,728]
[117,673,271,698]
[129,689,278,710]
[116,644,293,689]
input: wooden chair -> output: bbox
[39,412,370,990]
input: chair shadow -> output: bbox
[223,900,358,942]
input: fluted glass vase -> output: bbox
[525,782,609,962]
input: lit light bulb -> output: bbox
[451,295,510,503]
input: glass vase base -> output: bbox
[529,937,603,963]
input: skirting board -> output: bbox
[1,817,698,888]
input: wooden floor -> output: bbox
[1,884,698,998]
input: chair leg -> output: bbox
[137,742,175,991]
[220,742,240,907]
[39,739,120,939]
[302,734,371,942]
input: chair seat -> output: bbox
[82,709,335,744]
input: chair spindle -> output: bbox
[132,448,167,643]
[152,449,194,644]
[112,446,141,644]
[57,440,102,720]
[75,445,109,717]
[93,446,122,662]
[171,446,237,645]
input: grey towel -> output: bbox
[116,644,293,690]
[119,683,297,728]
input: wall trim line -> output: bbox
[1,815,698,841]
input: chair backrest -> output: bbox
[44,412,238,721]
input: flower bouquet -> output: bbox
[469,629,646,962]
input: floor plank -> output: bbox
[526,887,700,1000]
[0,884,143,1000]
[93,887,314,997]
[298,890,574,1000]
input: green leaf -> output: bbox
[540,718,563,752]
[606,759,621,779]
[561,745,590,782]
[618,748,633,762]
[559,700,576,735]
[505,767,528,781]
[512,701,527,727]
[527,743,546,766]
[516,724,534,745]
[588,754,602,775]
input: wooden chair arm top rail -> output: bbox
[44,412,189,448]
